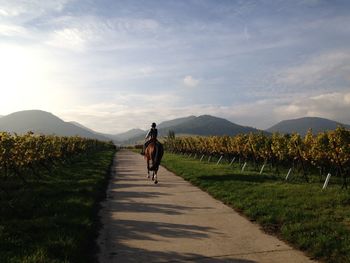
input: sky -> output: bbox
[0,0,350,134]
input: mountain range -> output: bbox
[0,110,109,141]
[0,110,349,144]
[267,117,350,135]
[118,114,264,145]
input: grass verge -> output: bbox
[162,152,350,263]
[0,149,115,263]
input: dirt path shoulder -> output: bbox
[97,150,316,263]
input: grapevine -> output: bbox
[0,132,114,181]
[164,127,350,187]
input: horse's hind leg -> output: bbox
[154,170,158,184]
[147,160,150,178]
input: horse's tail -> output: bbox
[151,142,164,170]
[155,142,164,166]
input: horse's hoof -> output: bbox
[154,180,158,184]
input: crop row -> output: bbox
[0,132,114,181]
[164,127,350,187]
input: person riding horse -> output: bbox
[142,123,164,183]
[141,122,158,155]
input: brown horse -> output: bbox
[144,139,164,184]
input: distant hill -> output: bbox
[112,128,145,142]
[267,117,350,135]
[159,115,261,136]
[0,110,110,141]
[122,114,263,144]
[69,121,97,133]
[157,116,196,129]
[69,121,114,140]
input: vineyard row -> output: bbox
[164,127,350,187]
[0,132,114,181]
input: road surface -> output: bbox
[97,149,316,263]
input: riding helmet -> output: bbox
[151,122,156,128]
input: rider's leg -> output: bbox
[141,140,149,155]
[141,142,145,155]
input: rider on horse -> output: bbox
[141,122,158,155]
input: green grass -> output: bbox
[162,152,350,263]
[0,149,115,263]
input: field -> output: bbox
[1,128,349,262]
[0,149,115,263]
[161,152,350,263]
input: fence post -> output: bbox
[285,168,292,180]
[259,163,266,175]
[200,155,205,162]
[216,155,223,165]
[322,173,332,189]
[207,155,212,163]
[229,157,235,166]
[241,162,247,172]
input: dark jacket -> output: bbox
[145,128,158,140]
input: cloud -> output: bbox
[0,24,27,36]
[207,91,350,129]
[276,50,350,86]
[244,26,250,40]
[298,0,321,6]
[139,66,155,76]
[113,18,159,32]
[274,91,350,124]
[46,27,88,51]
[1,0,350,134]
[43,15,161,52]
[57,92,181,133]
[0,0,70,19]
[183,75,199,87]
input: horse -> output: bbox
[144,139,164,184]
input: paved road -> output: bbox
[97,150,316,263]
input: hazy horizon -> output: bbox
[1,0,350,133]
[1,109,350,135]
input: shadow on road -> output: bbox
[104,244,257,263]
[102,218,257,262]
[102,191,257,262]
[99,150,258,262]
